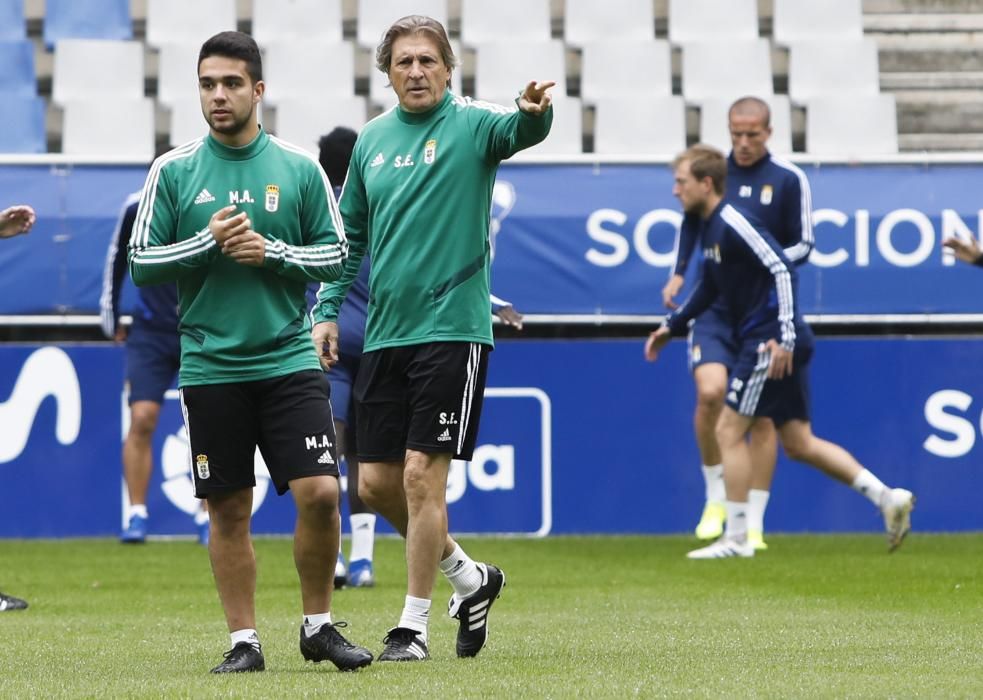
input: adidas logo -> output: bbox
[317,450,335,465]
[194,188,215,205]
[436,428,452,443]
[726,390,738,403]
[370,152,385,168]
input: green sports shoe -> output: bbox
[748,529,768,551]
[695,502,726,540]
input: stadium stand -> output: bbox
[0,0,26,40]
[772,0,864,45]
[474,40,568,103]
[681,39,774,104]
[787,38,881,104]
[61,97,155,159]
[51,40,144,105]
[0,39,35,96]
[155,42,202,107]
[564,0,656,45]
[805,94,899,157]
[43,0,132,48]
[593,95,686,156]
[12,0,983,155]
[274,96,366,155]
[460,0,551,46]
[356,0,448,47]
[0,95,45,153]
[579,41,672,101]
[145,0,236,48]
[668,0,758,44]
[262,40,357,104]
[251,0,343,48]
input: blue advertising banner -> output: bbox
[490,162,983,315]
[1,339,979,538]
[4,161,983,316]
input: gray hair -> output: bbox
[375,14,459,82]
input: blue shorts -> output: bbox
[726,339,813,427]
[688,305,738,372]
[126,322,180,404]
[326,352,361,425]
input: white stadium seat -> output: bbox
[668,0,758,44]
[460,0,550,46]
[773,0,863,45]
[806,95,898,157]
[475,40,567,104]
[788,39,880,103]
[594,95,687,156]
[146,0,236,48]
[168,100,266,147]
[62,98,155,159]
[156,42,202,107]
[356,0,448,47]
[580,40,672,102]
[262,40,357,104]
[251,0,342,48]
[564,0,655,45]
[53,39,144,105]
[681,39,773,104]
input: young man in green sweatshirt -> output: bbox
[129,31,371,674]
[312,15,554,662]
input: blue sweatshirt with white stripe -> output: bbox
[665,202,813,352]
[671,152,814,279]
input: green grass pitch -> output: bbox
[1,534,981,698]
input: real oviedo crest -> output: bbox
[265,184,280,212]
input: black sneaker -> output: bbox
[0,591,27,611]
[378,627,429,662]
[447,563,505,658]
[210,642,265,673]
[299,621,373,671]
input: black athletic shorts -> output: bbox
[354,342,490,462]
[180,369,339,497]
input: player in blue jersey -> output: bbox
[646,145,915,558]
[101,191,209,545]
[0,203,35,612]
[315,127,378,589]
[662,97,814,550]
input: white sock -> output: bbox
[230,628,260,650]
[439,544,483,598]
[302,612,332,637]
[194,508,209,526]
[128,504,148,519]
[747,489,770,533]
[397,595,430,640]
[724,501,748,542]
[852,468,888,508]
[349,513,376,562]
[702,464,725,503]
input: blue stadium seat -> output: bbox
[0,39,35,96]
[0,0,26,39]
[43,0,132,47]
[0,96,46,153]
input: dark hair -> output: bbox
[673,144,727,195]
[317,127,358,185]
[198,31,263,84]
[729,96,771,128]
[375,15,459,80]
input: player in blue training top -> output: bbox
[315,127,377,589]
[646,145,915,559]
[662,97,813,550]
[101,191,209,545]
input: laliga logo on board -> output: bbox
[160,426,272,515]
[0,347,81,463]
